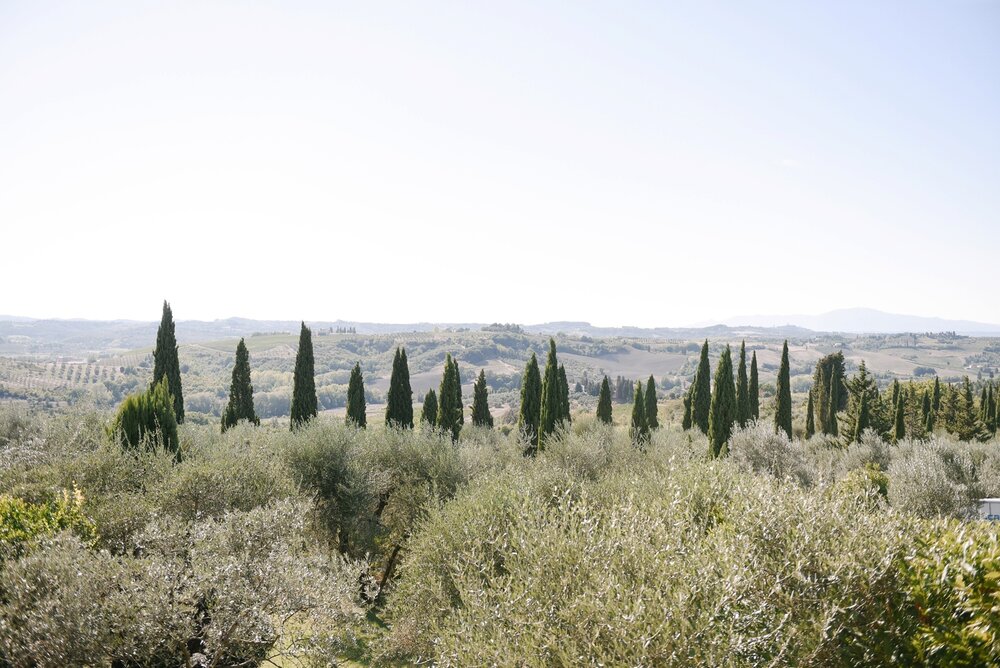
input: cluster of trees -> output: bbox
[113,305,1000,456]
[681,341,762,456]
[827,363,998,445]
[517,340,573,454]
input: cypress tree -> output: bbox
[921,389,932,433]
[539,339,562,446]
[558,364,571,424]
[518,353,542,453]
[452,358,464,428]
[805,391,815,439]
[932,377,941,412]
[596,376,613,424]
[988,384,997,432]
[421,389,438,425]
[692,340,712,434]
[735,341,749,427]
[853,391,870,443]
[471,369,493,427]
[630,382,649,447]
[152,300,184,423]
[774,340,792,439]
[289,322,318,430]
[827,372,839,437]
[346,362,366,429]
[892,389,906,443]
[222,338,258,432]
[645,375,658,430]
[436,354,461,440]
[708,345,736,457]
[385,347,414,429]
[682,387,693,430]
[890,379,900,411]
[749,351,760,420]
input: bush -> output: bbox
[108,378,179,458]
[382,461,906,666]
[888,440,980,518]
[0,488,95,559]
[728,421,812,486]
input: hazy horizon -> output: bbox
[2,2,998,326]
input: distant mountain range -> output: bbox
[1,308,998,353]
[716,308,1000,335]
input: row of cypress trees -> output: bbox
[517,339,573,454]
[682,340,765,455]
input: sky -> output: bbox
[1,1,998,327]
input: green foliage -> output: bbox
[644,375,658,430]
[539,339,562,448]
[346,362,367,428]
[596,376,613,425]
[708,345,736,457]
[436,354,462,441]
[893,390,907,443]
[736,341,750,428]
[774,340,793,439]
[805,391,816,439]
[682,385,692,431]
[749,350,760,420]
[471,369,493,428]
[629,382,648,446]
[812,352,847,435]
[152,300,184,422]
[691,340,711,434]
[420,389,438,425]
[0,489,95,559]
[558,363,571,425]
[221,337,259,432]
[385,347,414,429]
[518,353,542,453]
[109,377,179,457]
[289,322,318,429]
[853,392,871,444]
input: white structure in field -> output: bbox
[980,498,1000,522]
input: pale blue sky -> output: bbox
[1,1,998,326]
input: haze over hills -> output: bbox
[716,308,1000,335]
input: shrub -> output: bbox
[728,420,812,486]
[108,378,179,458]
[888,440,980,518]
[0,488,95,559]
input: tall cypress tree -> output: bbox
[735,341,749,427]
[774,340,792,439]
[692,340,712,434]
[222,338,258,432]
[385,347,414,429]
[290,322,318,430]
[708,345,736,457]
[682,385,693,430]
[452,358,464,429]
[436,354,461,440]
[421,389,438,425]
[346,362,366,429]
[805,391,815,439]
[630,382,649,446]
[932,376,941,412]
[596,375,613,424]
[539,339,562,446]
[892,389,906,443]
[922,389,933,433]
[827,372,839,437]
[518,353,542,453]
[152,300,184,423]
[644,375,658,430]
[749,351,760,421]
[853,391,870,443]
[471,369,493,427]
[558,363,572,424]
